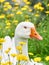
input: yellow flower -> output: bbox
[34,2,42,9]
[1,62,6,65]
[11,53,17,57]
[16,54,29,61]
[5,48,11,54]
[38,2,42,6]
[34,2,44,11]
[34,4,39,9]
[7,5,12,9]
[0,56,2,60]
[25,1,31,5]
[21,7,27,11]
[5,26,11,29]
[25,19,29,22]
[5,20,11,28]
[5,50,9,54]
[19,42,26,45]
[15,3,19,6]
[47,4,49,6]
[16,11,22,14]
[39,7,44,11]
[34,57,41,62]
[0,38,5,44]
[45,11,49,14]
[28,9,32,12]
[4,4,12,9]
[14,7,18,10]
[6,61,12,65]
[8,48,11,50]
[45,56,49,61]
[13,20,18,23]
[0,45,2,49]
[4,2,10,5]
[23,0,28,3]
[13,20,18,25]
[5,20,10,23]
[25,15,29,18]
[34,14,39,17]
[0,0,5,3]
[6,22,11,26]
[16,46,22,51]
[24,5,29,9]
[0,14,5,19]
[3,8,8,11]
[28,52,34,56]
[7,14,14,18]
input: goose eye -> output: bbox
[24,26,27,29]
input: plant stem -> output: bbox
[8,54,10,65]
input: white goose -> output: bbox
[14,22,43,56]
[2,22,43,65]
[14,22,43,65]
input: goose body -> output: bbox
[2,22,43,65]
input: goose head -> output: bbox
[15,22,43,40]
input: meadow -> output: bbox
[0,0,49,65]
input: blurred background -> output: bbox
[0,0,49,65]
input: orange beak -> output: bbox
[30,27,43,40]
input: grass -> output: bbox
[0,0,49,65]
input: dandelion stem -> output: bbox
[8,54,10,65]
[0,60,1,65]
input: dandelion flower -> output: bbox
[45,56,49,61]
[28,9,32,12]
[21,7,27,11]
[0,14,5,19]
[16,46,22,51]
[25,15,29,18]
[19,42,26,45]
[0,45,2,50]
[25,1,31,5]
[34,14,39,17]
[5,26,11,29]
[0,38,5,44]
[47,4,49,6]
[3,8,8,11]
[1,62,6,65]
[45,11,49,14]
[23,0,28,3]
[0,0,5,3]
[5,48,11,54]
[11,53,17,57]
[34,57,41,62]
[6,61,12,65]
[4,2,10,5]
[7,14,14,18]
[28,52,34,56]
[6,22,11,26]
[16,11,22,14]
[16,54,29,61]
[0,56,2,60]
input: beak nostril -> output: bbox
[34,33,37,35]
